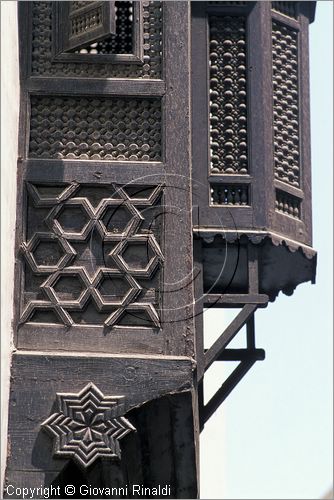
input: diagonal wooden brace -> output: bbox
[204,304,258,372]
[201,359,256,426]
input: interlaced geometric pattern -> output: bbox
[31,1,162,78]
[272,22,300,187]
[29,96,161,161]
[70,4,104,38]
[42,383,135,468]
[75,2,133,55]
[209,15,248,174]
[20,183,164,328]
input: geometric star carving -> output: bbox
[46,191,145,242]
[21,183,164,328]
[111,234,164,278]
[42,383,135,469]
[20,232,76,275]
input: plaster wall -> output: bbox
[1,2,19,492]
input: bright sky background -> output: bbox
[200,2,333,498]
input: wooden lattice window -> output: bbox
[52,1,143,63]
[56,2,116,53]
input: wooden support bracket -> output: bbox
[201,359,256,427]
[197,243,267,428]
[204,304,258,372]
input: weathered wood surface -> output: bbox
[191,1,314,249]
[202,360,256,425]
[5,392,197,499]
[203,294,268,308]
[27,78,166,97]
[6,352,193,474]
[204,304,258,371]
[14,2,195,358]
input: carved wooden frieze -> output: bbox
[209,15,248,175]
[42,383,135,468]
[19,182,163,329]
[29,96,162,161]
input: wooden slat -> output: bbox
[27,78,166,97]
[203,294,268,308]
[246,316,256,349]
[208,174,253,184]
[205,348,265,362]
[202,360,256,425]
[23,159,165,185]
[248,243,259,294]
[271,9,301,30]
[274,179,304,199]
[204,304,257,371]
[193,240,205,381]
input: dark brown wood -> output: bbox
[204,304,258,371]
[248,244,259,294]
[202,360,256,426]
[52,2,143,64]
[203,293,269,308]
[8,3,199,496]
[274,179,304,200]
[194,240,205,381]
[6,352,193,473]
[298,3,313,246]
[58,2,117,53]
[246,316,256,350]
[27,78,166,97]
[207,348,265,362]
[247,1,275,230]
[5,1,317,496]
[14,1,194,358]
[271,9,301,29]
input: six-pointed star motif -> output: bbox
[42,383,135,468]
[21,184,164,327]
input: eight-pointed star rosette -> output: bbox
[42,383,135,468]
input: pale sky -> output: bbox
[200,2,333,498]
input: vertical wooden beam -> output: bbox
[194,240,205,382]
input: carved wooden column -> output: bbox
[5,2,198,497]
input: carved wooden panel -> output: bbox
[31,1,162,77]
[209,15,248,174]
[272,21,300,187]
[29,96,162,161]
[20,182,163,329]
[42,383,135,468]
